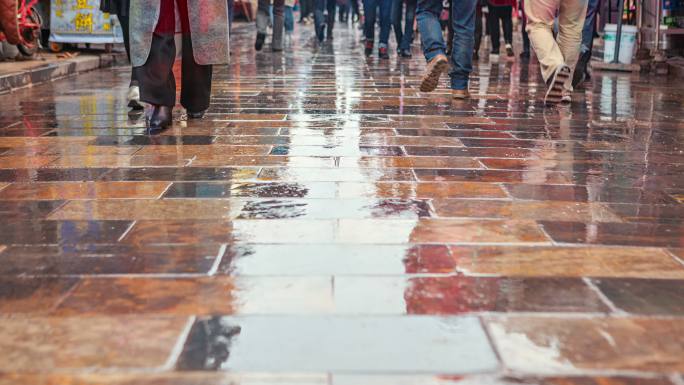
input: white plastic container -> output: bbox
[603,24,638,64]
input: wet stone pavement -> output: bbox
[0,22,684,385]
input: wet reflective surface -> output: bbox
[1,22,684,384]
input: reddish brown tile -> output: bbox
[451,246,684,278]
[486,317,684,373]
[0,277,78,314]
[0,182,170,200]
[541,221,684,248]
[592,278,684,315]
[432,199,621,222]
[0,244,223,275]
[0,316,190,371]
[410,219,549,243]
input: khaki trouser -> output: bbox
[524,0,588,91]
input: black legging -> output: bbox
[487,5,512,53]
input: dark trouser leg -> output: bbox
[134,33,176,107]
[446,0,453,52]
[327,0,336,34]
[448,0,475,90]
[378,0,392,46]
[314,0,326,39]
[488,5,500,53]
[228,0,235,30]
[392,0,403,48]
[501,5,513,44]
[474,5,481,53]
[400,0,416,50]
[351,0,360,19]
[180,34,212,113]
[272,0,285,49]
[364,0,377,41]
[521,3,530,53]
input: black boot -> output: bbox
[255,32,266,51]
[326,13,334,40]
[147,105,172,133]
[572,50,591,88]
[364,41,373,57]
[187,110,206,119]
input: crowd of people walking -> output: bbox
[111,0,598,131]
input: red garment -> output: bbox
[155,0,191,34]
[488,0,515,6]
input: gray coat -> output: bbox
[129,0,230,67]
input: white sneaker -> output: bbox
[127,85,144,110]
[561,91,572,104]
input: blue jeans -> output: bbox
[364,0,392,47]
[392,0,417,50]
[581,0,600,53]
[285,5,294,32]
[417,0,475,90]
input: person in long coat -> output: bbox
[129,0,230,131]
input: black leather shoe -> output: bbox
[378,47,389,60]
[255,33,266,51]
[187,110,206,119]
[400,49,412,58]
[147,105,172,133]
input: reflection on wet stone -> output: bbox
[177,317,242,371]
[0,19,683,382]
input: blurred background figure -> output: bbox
[487,0,514,58]
[391,0,417,58]
[338,0,350,23]
[314,0,337,41]
[519,0,530,59]
[572,0,600,87]
[299,0,315,23]
[99,0,143,111]
[364,0,392,58]
[256,0,285,51]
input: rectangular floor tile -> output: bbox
[0,316,190,372]
[592,278,684,315]
[54,277,335,316]
[0,155,57,169]
[0,220,132,245]
[98,167,259,182]
[337,182,508,199]
[485,316,684,374]
[163,182,338,199]
[540,221,684,248]
[0,277,78,314]
[333,277,608,315]
[409,219,549,244]
[220,244,456,275]
[0,182,170,200]
[451,246,684,278]
[432,199,621,222]
[0,244,223,275]
[176,316,499,373]
[504,184,678,205]
[0,200,65,220]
